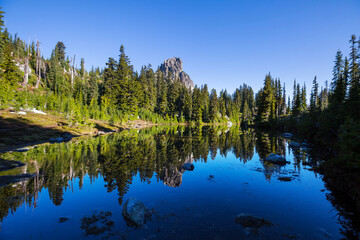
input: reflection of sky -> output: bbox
[0,142,342,239]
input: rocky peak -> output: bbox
[159,57,194,89]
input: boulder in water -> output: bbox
[277,176,293,182]
[265,153,287,164]
[182,162,194,171]
[122,198,150,227]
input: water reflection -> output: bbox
[0,126,359,239]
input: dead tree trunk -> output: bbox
[35,41,41,89]
[71,54,75,87]
[23,56,29,86]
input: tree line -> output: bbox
[255,34,360,166]
[0,8,255,126]
[1,7,360,163]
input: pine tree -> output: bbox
[0,8,7,61]
[201,84,210,122]
[29,41,36,69]
[167,77,180,117]
[287,96,291,114]
[55,41,66,66]
[347,34,360,118]
[182,87,192,121]
[103,57,118,104]
[300,83,307,111]
[88,68,99,105]
[80,58,85,78]
[155,69,167,116]
[330,50,347,106]
[281,83,286,115]
[0,44,20,86]
[256,73,275,122]
[310,76,319,112]
[192,86,203,122]
[292,83,301,116]
[209,88,218,122]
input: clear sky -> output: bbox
[2,0,360,96]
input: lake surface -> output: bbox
[0,126,359,239]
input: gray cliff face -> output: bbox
[159,57,194,89]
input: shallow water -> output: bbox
[0,126,359,239]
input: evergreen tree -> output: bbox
[192,86,203,122]
[209,88,218,122]
[300,83,307,111]
[201,84,210,122]
[155,70,167,116]
[29,41,36,69]
[88,68,99,105]
[0,8,7,61]
[0,44,20,86]
[310,76,319,112]
[80,58,85,78]
[347,34,360,118]
[54,41,66,66]
[256,73,275,122]
[330,50,347,106]
[281,83,286,115]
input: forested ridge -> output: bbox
[0,8,360,165]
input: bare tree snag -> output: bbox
[35,41,41,89]
[71,54,76,87]
[23,56,29,86]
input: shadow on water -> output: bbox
[0,125,359,239]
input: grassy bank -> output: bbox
[0,108,155,152]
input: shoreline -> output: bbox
[0,109,157,153]
[0,109,236,153]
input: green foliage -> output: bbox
[0,44,21,86]
[256,74,276,123]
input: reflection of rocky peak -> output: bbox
[159,154,194,188]
[162,166,183,187]
[160,57,194,89]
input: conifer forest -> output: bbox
[1,3,360,240]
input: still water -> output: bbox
[0,126,359,239]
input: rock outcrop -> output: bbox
[160,57,194,89]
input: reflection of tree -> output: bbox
[255,131,287,181]
[0,126,269,222]
[325,183,360,240]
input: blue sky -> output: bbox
[3,0,360,96]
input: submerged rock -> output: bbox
[81,211,113,236]
[58,217,69,223]
[207,175,216,182]
[235,213,272,229]
[278,176,293,182]
[265,153,287,164]
[122,198,150,227]
[182,162,195,171]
